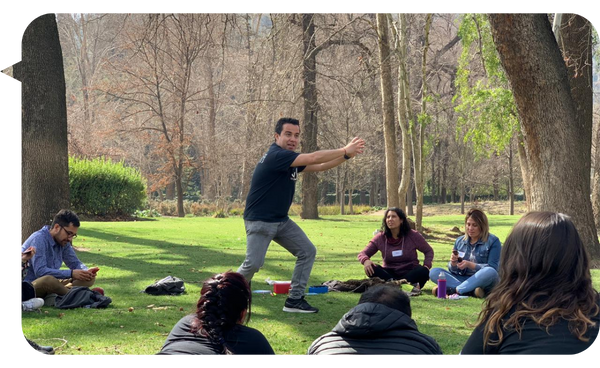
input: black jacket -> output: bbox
[55,286,112,309]
[158,315,275,355]
[308,302,442,355]
[461,296,600,354]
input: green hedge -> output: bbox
[69,156,147,217]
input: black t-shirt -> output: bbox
[461,297,600,354]
[157,314,275,355]
[244,143,305,222]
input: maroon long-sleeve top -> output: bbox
[357,230,434,274]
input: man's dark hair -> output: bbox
[274,118,300,135]
[52,209,80,228]
[358,285,412,317]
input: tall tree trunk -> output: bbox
[516,130,531,210]
[175,163,185,217]
[15,14,70,242]
[300,14,319,219]
[204,58,217,202]
[557,14,593,178]
[592,120,600,232]
[508,137,515,215]
[412,14,432,232]
[489,14,599,257]
[241,14,257,201]
[376,14,400,209]
[394,14,412,213]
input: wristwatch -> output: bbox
[344,153,351,160]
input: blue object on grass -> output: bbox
[308,285,328,294]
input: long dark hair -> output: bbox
[190,271,251,353]
[476,212,599,348]
[381,207,411,238]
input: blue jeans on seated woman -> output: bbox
[429,267,499,295]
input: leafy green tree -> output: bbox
[453,14,522,214]
[455,14,518,157]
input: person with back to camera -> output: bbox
[158,271,274,355]
[461,212,599,354]
[307,284,442,354]
[429,208,501,299]
[358,207,433,295]
[237,117,365,313]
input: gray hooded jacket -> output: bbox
[308,302,442,355]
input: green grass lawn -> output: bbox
[21,214,600,355]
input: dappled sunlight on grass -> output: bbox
[21,213,599,355]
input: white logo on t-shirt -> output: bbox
[259,153,268,164]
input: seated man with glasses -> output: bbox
[21,209,98,304]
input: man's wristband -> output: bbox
[343,148,351,160]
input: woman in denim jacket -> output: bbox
[429,208,501,299]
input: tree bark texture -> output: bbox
[376,14,400,209]
[15,14,70,242]
[395,13,412,213]
[300,14,319,219]
[592,120,600,232]
[413,14,432,232]
[489,14,599,257]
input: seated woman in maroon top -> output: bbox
[358,207,434,294]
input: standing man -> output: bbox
[237,118,365,313]
[22,209,99,301]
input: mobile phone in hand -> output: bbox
[19,248,33,258]
[452,250,463,262]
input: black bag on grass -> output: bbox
[55,286,112,309]
[144,275,185,295]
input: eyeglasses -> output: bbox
[60,225,78,239]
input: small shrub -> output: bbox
[69,156,147,217]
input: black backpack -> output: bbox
[144,275,186,295]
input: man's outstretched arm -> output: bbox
[291,137,365,169]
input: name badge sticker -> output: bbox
[392,250,403,257]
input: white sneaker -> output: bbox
[22,298,44,312]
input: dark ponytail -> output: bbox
[190,272,251,354]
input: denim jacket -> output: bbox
[447,233,501,277]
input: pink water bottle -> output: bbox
[437,272,447,299]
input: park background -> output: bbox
[12,11,600,356]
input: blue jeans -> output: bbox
[429,267,499,295]
[237,219,316,300]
